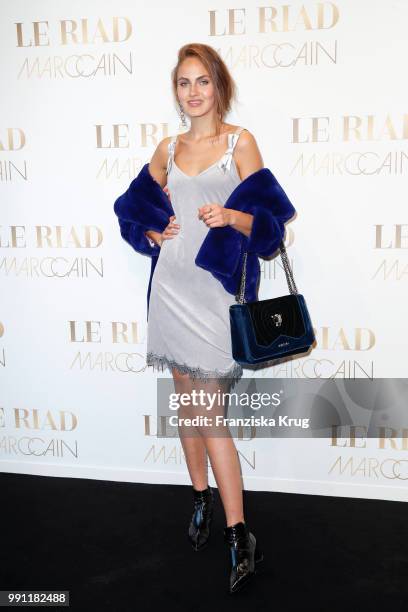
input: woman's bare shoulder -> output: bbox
[148,136,174,187]
[236,127,257,145]
[234,128,264,178]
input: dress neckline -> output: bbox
[173,155,226,179]
[172,128,243,179]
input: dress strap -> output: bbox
[218,127,246,174]
[166,135,178,175]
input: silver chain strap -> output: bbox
[236,240,298,304]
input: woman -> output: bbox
[115,42,285,594]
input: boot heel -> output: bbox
[254,546,264,564]
[224,522,262,593]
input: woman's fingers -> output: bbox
[162,220,180,240]
[169,217,180,229]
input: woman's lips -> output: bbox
[188,101,202,106]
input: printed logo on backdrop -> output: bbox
[69,320,146,373]
[372,224,408,281]
[0,128,27,183]
[328,381,408,484]
[330,423,408,481]
[209,3,339,69]
[0,407,79,459]
[291,113,408,175]
[66,317,376,377]
[14,17,133,79]
[0,225,104,278]
[95,123,172,180]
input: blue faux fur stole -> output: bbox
[114,163,296,316]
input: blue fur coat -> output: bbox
[113,163,296,318]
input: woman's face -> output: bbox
[176,57,216,119]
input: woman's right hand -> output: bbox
[160,215,180,244]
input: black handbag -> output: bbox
[229,240,316,365]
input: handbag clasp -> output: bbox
[271,313,282,326]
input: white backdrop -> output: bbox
[1,0,407,502]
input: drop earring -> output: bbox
[178,101,188,130]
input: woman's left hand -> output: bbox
[198,203,232,228]
[163,185,171,201]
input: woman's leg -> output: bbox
[172,367,209,491]
[189,377,245,527]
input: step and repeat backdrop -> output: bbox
[1,0,407,502]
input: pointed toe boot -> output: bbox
[188,485,214,551]
[224,521,264,593]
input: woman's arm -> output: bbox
[148,137,171,188]
[144,229,163,247]
[116,217,161,256]
[226,210,254,238]
[114,136,171,254]
[143,138,172,246]
[227,130,264,237]
[234,129,264,182]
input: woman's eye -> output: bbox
[179,81,209,86]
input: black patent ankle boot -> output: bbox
[188,485,214,551]
[224,521,264,593]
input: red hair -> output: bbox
[171,43,238,141]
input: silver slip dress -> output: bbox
[145,126,246,387]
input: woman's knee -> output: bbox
[172,367,191,382]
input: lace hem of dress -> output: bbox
[146,351,243,388]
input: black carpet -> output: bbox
[1,472,407,611]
